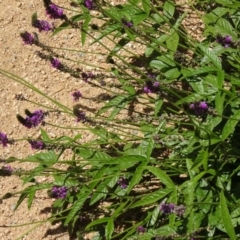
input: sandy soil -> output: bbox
[0,0,203,239]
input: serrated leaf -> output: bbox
[105,219,114,240]
[97,95,128,116]
[146,166,175,188]
[28,188,36,209]
[52,21,71,36]
[181,67,217,80]
[127,161,148,194]
[163,0,175,19]
[221,109,240,140]
[220,191,236,240]
[176,93,202,105]
[81,15,91,46]
[40,128,50,141]
[154,99,163,117]
[166,31,179,52]
[130,188,172,208]
[142,0,150,15]
[215,18,237,38]
[64,193,90,225]
[86,217,110,230]
[199,45,222,69]
[164,68,181,79]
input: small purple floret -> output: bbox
[29,140,45,150]
[117,177,128,189]
[159,202,175,214]
[0,132,8,147]
[51,58,62,69]
[46,3,64,19]
[71,90,82,101]
[33,19,53,32]
[20,31,35,45]
[51,186,68,199]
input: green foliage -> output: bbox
[1,0,240,238]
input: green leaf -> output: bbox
[154,99,163,117]
[166,31,179,52]
[146,166,175,188]
[220,191,236,240]
[215,18,237,39]
[52,21,71,36]
[164,68,181,79]
[163,0,175,19]
[142,0,150,15]
[148,205,160,227]
[40,128,50,141]
[105,219,114,240]
[127,161,148,194]
[81,15,91,46]
[221,109,240,140]
[64,193,90,225]
[28,188,36,209]
[97,95,128,116]
[130,188,172,208]
[199,44,222,69]
[181,67,217,80]
[14,191,29,211]
[86,217,110,230]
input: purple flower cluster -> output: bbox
[121,18,133,28]
[216,35,232,48]
[84,0,94,10]
[33,19,53,32]
[117,177,128,189]
[29,140,45,150]
[75,111,86,122]
[137,226,146,233]
[0,132,8,147]
[1,165,13,176]
[190,101,208,115]
[46,3,64,19]
[51,186,68,199]
[20,110,45,128]
[51,58,62,69]
[20,31,35,45]
[82,72,94,82]
[71,90,82,101]
[143,81,160,93]
[159,202,175,214]
[160,202,186,217]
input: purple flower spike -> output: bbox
[51,186,68,199]
[1,165,13,176]
[46,3,64,19]
[20,31,35,45]
[117,177,128,189]
[75,111,86,122]
[21,110,45,128]
[33,19,53,32]
[159,202,175,214]
[71,90,82,101]
[190,101,208,115]
[51,58,62,69]
[122,18,133,28]
[82,72,94,82]
[143,80,160,94]
[0,132,8,147]
[84,0,94,10]
[216,35,232,48]
[29,140,45,150]
[137,226,146,233]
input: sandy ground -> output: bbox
[0,0,203,239]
